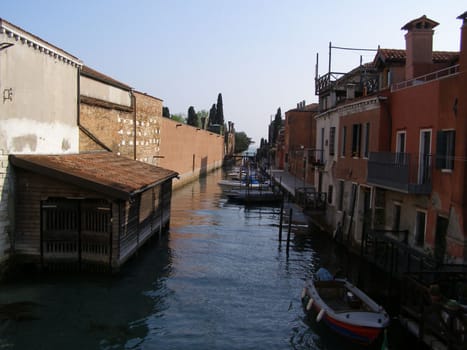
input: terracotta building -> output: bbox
[368,14,466,263]
[284,102,319,186]
[310,14,467,265]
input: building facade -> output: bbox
[0,18,82,270]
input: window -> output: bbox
[328,185,333,204]
[329,127,336,156]
[341,126,347,157]
[338,180,344,211]
[393,203,401,231]
[348,183,358,213]
[351,124,361,157]
[415,211,426,247]
[396,131,406,153]
[362,123,370,158]
[436,130,455,170]
[396,131,407,164]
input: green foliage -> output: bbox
[162,106,170,118]
[234,131,252,153]
[197,109,208,129]
[171,113,186,123]
[187,106,198,126]
[215,93,224,125]
[208,104,217,126]
[272,107,282,144]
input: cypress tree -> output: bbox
[187,106,198,126]
[162,106,170,118]
[208,104,217,126]
[272,107,282,144]
[215,93,224,125]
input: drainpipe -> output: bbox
[77,66,81,129]
[132,92,136,160]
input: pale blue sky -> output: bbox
[2,1,466,145]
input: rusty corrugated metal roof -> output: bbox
[9,152,178,200]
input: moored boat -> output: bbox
[218,178,269,191]
[225,189,282,204]
[301,268,390,346]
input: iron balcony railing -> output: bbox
[367,152,432,194]
[307,149,325,167]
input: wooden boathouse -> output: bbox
[8,152,178,272]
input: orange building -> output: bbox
[284,103,319,185]
[310,14,467,264]
[367,14,466,263]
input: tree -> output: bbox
[197,109,209,129]
[208,104,217,126]
[272,107,282,144]
[162,106,170,118]
[234,131,252,153]
[215,93,224,125]
[187,106,198,126]
[171,113,185,123]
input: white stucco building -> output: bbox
[0,19,82,268]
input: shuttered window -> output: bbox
[435,130,455,170]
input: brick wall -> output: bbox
[80,93,224,189]
[79,102,129,154]
[134,92,162,164]
[158,118,224,188]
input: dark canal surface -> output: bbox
[0,169,414,349]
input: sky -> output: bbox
[2,1,466,145]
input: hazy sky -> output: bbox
[2,1,465,145]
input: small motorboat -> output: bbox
[301,268,390,346]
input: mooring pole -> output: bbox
[286,208,293,251]
[278,198,284,242]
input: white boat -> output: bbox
[218,178,269,191]
[301,268,390,346]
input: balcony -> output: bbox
[308,149,325,167]
[391,65,459,92]
[315,72,345,96]
[367,152,432,194]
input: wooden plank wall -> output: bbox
[14,169,103,260]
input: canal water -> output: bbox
[0,169,412,349]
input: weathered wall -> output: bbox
[158,118,224,188]
[0,26,80,155]
[80,76,132,107]
[134,92,162,164]
[0,150,10,267]
[0,19,81,269]
[79,102,124,153]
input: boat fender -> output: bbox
[316,309,325,322]
[306,298,314,311]
[301,287,308,300]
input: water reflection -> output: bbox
[0,168,376,349]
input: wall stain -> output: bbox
[11,134,37,152]
[61,138,71,151]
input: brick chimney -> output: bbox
[455,12,467,231]
[401,15,439,79]
[458,11,467,71]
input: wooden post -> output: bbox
[278,199,284,242]
[286,208,293,251]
